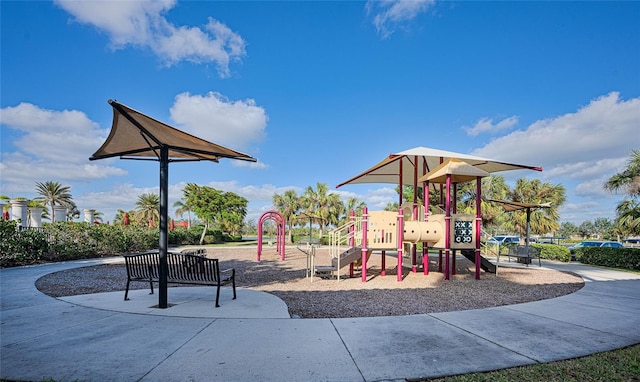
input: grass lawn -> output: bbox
[416,343,640,381]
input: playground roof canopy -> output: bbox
[419,158,490,184]
[336,146,541,188]
[90,99,257,163]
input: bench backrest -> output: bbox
[123,251,160,280]
[167,252,222,283]
[123,251,221,283]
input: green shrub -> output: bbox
[578,247,640,270]
[533,243,571,262]
[0,220,49,267]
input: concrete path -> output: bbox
[1,258,639,381]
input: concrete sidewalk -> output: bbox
[1,258,639,381]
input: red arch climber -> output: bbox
[257,210,286,261]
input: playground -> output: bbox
[36,245,584,319]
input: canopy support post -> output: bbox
[158,146,169,308]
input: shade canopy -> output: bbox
[89,99,256,309]
[336,146,541,188]
[90,99,257,163]
[419,158,490,184]
[488,199,552,212]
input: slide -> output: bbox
[461,249,497,274]
[331,246,363,269]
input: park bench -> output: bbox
[298,237,321,246]
[123,249,236,307]
[505,245,541,267]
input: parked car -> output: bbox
[569,241,624,260]
[487,235,521,245]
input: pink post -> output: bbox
[361,207,368,282]
[444,174,451,280]
[381,249,386,276]
[257,224,262,261]
[423,180,429,275]
[452,183,457,276]
[397,208,404,282]
[412,155,418,272]
[475,177,482,280]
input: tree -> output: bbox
[35,181,74,223]
[506,178,565,236]
[557,221,578,239]
[183,183,248,244]
[301,182,329,237]
[605,149,640,198]
[339,197,366,226]
[273,189,301,244]
[605,149,640,236]
[457,175,510,231]
[173,198,193,228]
[92,210,104,224]
[134,193,160,227]
[578,220,595,239]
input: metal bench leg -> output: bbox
[124,279,130,301]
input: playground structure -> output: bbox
[318,158,489,281]
[257,147,542,283]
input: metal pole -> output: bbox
[361,207,368,282]
[158,146,169,308]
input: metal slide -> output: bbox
[460,249,497,274]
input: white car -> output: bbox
[487,235,520,245]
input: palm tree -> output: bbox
[35,181,74,223]
[605,149,640,197]
[173,198,193,229]
[302,182,342,238]
[92,210,104,224]
[457,175,511,233]
[339,196,366,226]
[272,189,301,244]
[135,193,160,228]
[605,149,640,236]
[506,178,565,236]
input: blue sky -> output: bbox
[1,0,639,227]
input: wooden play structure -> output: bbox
[315,158,489,281]
[317,148,542,282]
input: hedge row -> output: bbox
[0,220,237,268]
[576,247,640,271]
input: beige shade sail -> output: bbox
[336,146,541,188]
[418,158,490,184]
[90,100,257,163]
[487,199,552,212]
[89,99,256,309]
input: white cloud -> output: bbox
[169,92,267,150]
[55,0,245,77]
[366,0,435,39]
[472,92,640,182]
[0,102,105,162]
[465,116,518,137]
[0,103,127,196]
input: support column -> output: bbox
[53,206,67,222]
[84,209,95,225]
[10,200,28,228]
[397,208,404,282]
[361,207,368,282]
[28,207,43,228]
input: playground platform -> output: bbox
[1,257,639,381]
